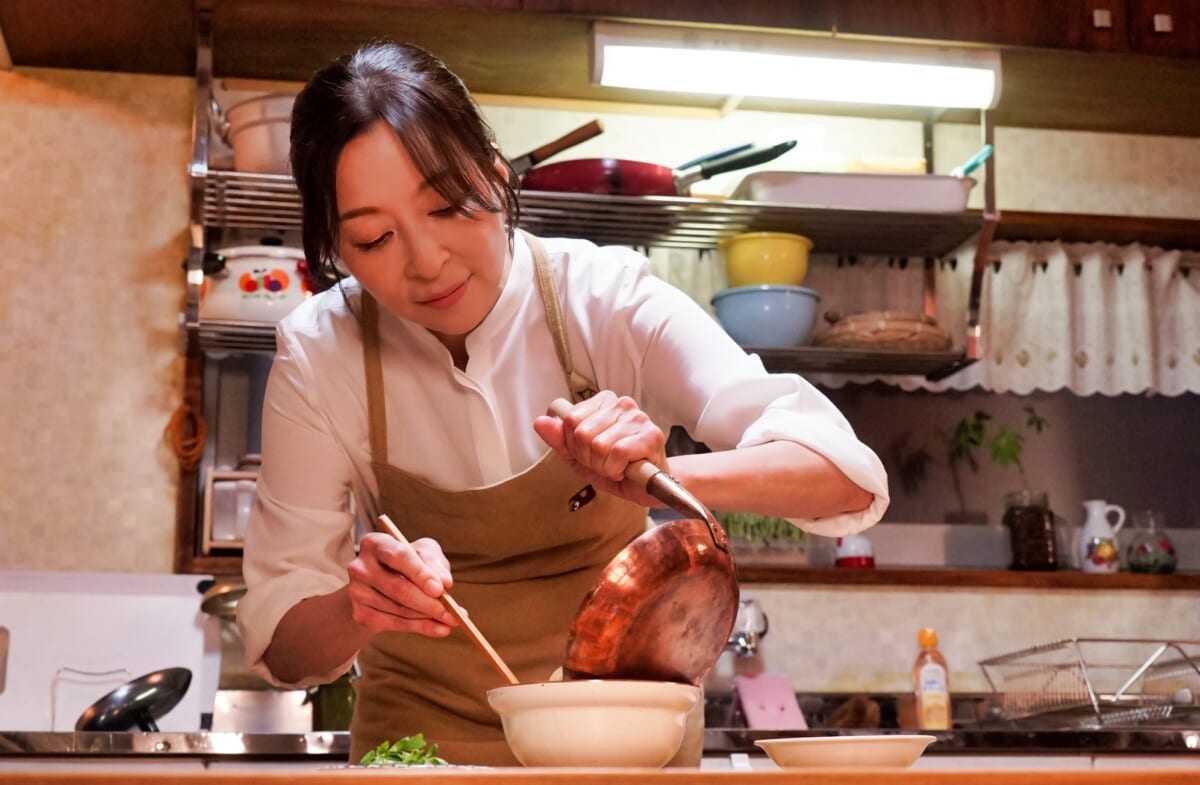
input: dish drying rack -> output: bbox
[978,638,1200,729]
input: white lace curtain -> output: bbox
[644,241,1200,396]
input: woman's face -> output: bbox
[334,121,510,343]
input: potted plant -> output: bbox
[949,406,1057,571]
[715,510,807,565]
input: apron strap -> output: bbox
[523,231,597,403]
[361,292,389,461]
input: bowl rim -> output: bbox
[754,734,938,748]
[711,284,821,302]
[719,231,814,250]
[486,679,701,708]
[753,734,938,767]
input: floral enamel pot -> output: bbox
[200,245,313,322]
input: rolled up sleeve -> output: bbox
[236,328,362,688]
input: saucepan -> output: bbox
[482,400,736,768]
[546,399,739,686]
[198,244,313,323]
[522,140,797,197]
[210,92,297,174]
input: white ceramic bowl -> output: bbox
[754,735,937,769]
[487,680,699,767]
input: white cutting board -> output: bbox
[0,570,218,732]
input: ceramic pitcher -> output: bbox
[1078,499,1126,573]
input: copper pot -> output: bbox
[548,400,740,685]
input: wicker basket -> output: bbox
[813,310,952,351]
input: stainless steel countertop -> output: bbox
[3,728,1200,759]
[0,731,351,758]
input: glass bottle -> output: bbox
[913,628,951,730]
[1126,510,1177,574]
[1003,490,1058,571]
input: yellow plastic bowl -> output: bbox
[720,232,813,288]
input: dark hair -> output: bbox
[290,41,519,291]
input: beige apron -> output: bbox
[349,233,656,766]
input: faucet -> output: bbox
[726,598,769,658]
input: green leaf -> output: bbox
[714,511,805,544]
[358,734,448,767]
[1023,405,1049,434]
[988,426,1024,467]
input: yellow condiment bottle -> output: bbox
[913,627,951,730]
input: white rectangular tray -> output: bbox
[732,171,976,212]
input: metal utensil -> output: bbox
[75,668,192,732]
[508,119,604,177]
[376,514,520,686]
[200,579,246,620]
[546,399,739,685]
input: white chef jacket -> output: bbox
[239,233,889,686]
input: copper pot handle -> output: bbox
[546,398,730,553]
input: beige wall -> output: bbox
[0,67,192,572]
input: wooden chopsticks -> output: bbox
[376,514,519,685]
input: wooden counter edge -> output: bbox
[2,768,1196,784]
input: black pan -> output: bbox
[75,668,192,732]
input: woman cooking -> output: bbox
[238,41,889,766]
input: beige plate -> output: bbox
[754,735,937,769]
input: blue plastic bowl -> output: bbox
[710,285,821,347]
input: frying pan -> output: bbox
[75,668,192,732]
[522,139,797,197]
[547,399,739,685]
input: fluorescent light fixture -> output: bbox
[591,22,1001,110]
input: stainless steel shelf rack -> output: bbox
[197,172,995,377]
[521,192,983,255]
[204,170,984,255]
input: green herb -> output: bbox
[950,405,1049,491]
[359,734,448,767]
[715,510,805,545]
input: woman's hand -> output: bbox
[533,391,668,508]
[345,533,459,637]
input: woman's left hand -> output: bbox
[533,391,667,508]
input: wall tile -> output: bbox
[0,68,192,573]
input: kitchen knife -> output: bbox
[508,119,604,177]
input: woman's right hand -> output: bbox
[346,533,459,637]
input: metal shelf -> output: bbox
[203,170,983,255]
[753,346,975,381]
[197,170,987,378]
[193,323,973,381]
[196,319,277,354]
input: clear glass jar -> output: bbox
[1126,510,1177,574]
[1003,490,1058,571]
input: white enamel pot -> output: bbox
[200,245,312,322]
[211,92,296,174]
